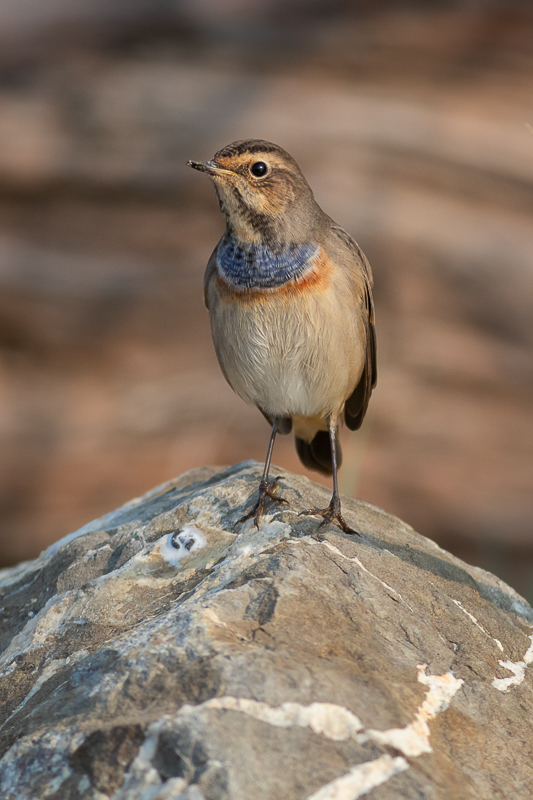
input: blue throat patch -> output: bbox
[216,235,318,289]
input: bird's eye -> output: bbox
[250,161,268,178]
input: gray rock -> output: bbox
[0,460,532,800]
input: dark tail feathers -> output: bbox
[295,431,342,477]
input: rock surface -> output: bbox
[1,11,533,589]
[0,461,532,800]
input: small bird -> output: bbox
[187,139,376,533]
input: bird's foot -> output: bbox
[238,478,288,529]
[299,493,360,536]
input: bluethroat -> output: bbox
[187,139,377,534]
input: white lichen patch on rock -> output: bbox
[152,526,207,565]
[137,526,235,579]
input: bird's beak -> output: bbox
[186,159,232,177]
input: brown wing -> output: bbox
[331,226,377,431]
[203,245,218,309]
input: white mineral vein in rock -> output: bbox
[178,664,463,757]
[366,664,463,757]
[319,540,414,611]
[452,599,504,651]
[306,755,409,800]
[180,697,364,741]
[492,634,533,692]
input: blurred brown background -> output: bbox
[0,0,532,600]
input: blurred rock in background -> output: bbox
[0,0,532,600]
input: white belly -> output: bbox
[209,286,365,420]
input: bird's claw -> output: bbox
[238,478,288,529]
[299,496,360,536]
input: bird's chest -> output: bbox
[207,265,360,418]
[212,292,319,412]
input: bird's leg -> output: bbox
[299,416,360,535]
[238,417,288,528]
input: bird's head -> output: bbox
[187,139,324,246]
